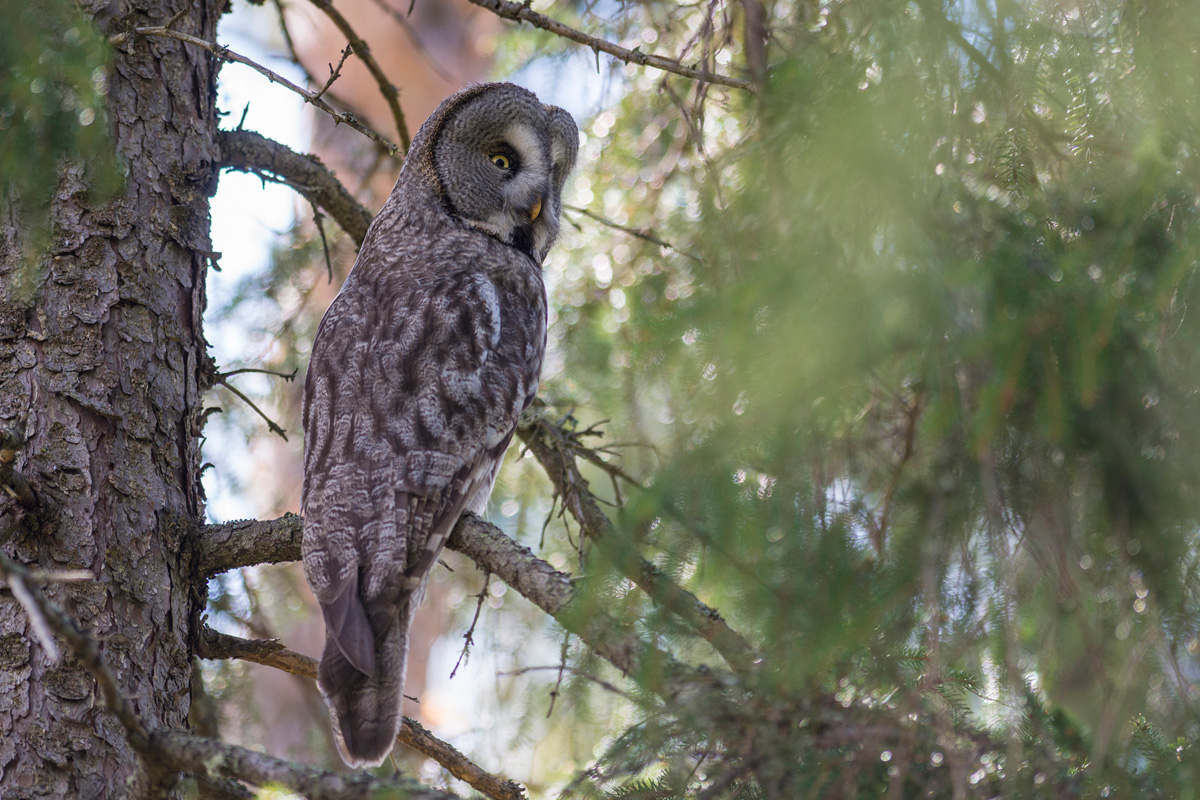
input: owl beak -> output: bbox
[528,195,543,223]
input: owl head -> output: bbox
[404,82,579,264]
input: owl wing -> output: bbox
[302,268,527,675]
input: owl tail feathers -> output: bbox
[319,576,376,676]
[317,601,413,769]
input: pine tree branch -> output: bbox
[110,25,401,155]
[306,0,411,151]
[199,626,527,800]
[197,510,714,700]
[465,0,756,92]
[217,129,374,246]
[517,404,758,675]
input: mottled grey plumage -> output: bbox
[301,83,577,767]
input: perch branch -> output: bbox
[199,627,527,800]
[217,129,374,246]
[517,403,758,674]
[197,511,714,700]
[110,25,401,156]
[307,0,412,151]
[466,0,756,92]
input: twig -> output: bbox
[500,665,638,702]
[199,626,528,800]
[218,366,298,381]
[450,569,490,679]
[212,373,288,441]
[546,630,571,717]
[110,26,401,156]
[271,0,377,128]
[465,0,756,92]
[564,204,703,263]
[313,43,354,102]
[312,204,335,283]
[217,129,374,246]
[307,0,412,150]
[517,402,758,674]
[867,393,922,553]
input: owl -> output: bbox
[301,83,578,768]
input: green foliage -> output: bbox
[0,0,119,247]
[543,0,1200,796]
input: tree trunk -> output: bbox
[0,1,220,796]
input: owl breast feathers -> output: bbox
[300,82,577,768]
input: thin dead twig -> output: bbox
[565,204,703,263]
[500,664,638,702]
[518,403,758,674]
[110,25,401,156]
[466,0,756,92]
[270,0,379,130]
[219,366,298,382]
[212,373,289,441]
[0,551,150,747]
[314,43,354,103]
[450,569,491,679]
[307,0,412,151]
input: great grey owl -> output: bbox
[301,83,578,768]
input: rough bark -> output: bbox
[0,1,221,796]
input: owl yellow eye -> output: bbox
[490,154,511,170]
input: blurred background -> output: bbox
[198,0,1200,797]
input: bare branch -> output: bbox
[465,0,756,92]
[500,665,638,702]
[212,373,289,441]
[197,511,713,699]
[199,627,528,800]
[219,366,298,382]
[565,203,702,263]
[517,403,758,674]
[270,0,377,125]
[450,569,490,679]
[110,26,402,156]
[307,0,412,151]
[314,44,354,103]
[217,129,374,246]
